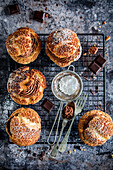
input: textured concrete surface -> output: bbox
[0,0,113,169]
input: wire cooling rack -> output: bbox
[7,33,106,144]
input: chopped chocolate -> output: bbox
[41,98,54,113]
[33,153,37,157]
[45,7,48,10]
[95,86,98,93]
[88,61,101,75]
[90,89,95,95]
[74,145,82,150]
[8,4,20,15]
[27,150,31,154]
[91,27,99,33]
[33,11,44,23]
[95,55,107,67]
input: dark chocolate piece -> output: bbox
[8,4,20,15]
[88,61,101,75]
[88,54,107,75]
[74,145,82,150]
[90,89,95,95]
[41,98,54,113]
[95,86,98,93]
[33,11,44,23]
[95,54,107,67]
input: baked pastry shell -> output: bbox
[5,107,41,146]
[7,66,46,105]
[6,27,41,64]
[78,110,113,146]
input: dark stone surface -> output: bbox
[0,0,113,169]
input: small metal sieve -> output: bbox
[47,65,83,145]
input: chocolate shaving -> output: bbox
[90,89,95,95]
[95,86,98,93]
[74,145,82,150]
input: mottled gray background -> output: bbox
[0,0,113,169]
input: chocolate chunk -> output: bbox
[8,4,20,15]
[95,55,107,67]
[95,86,98,93]
[33,11,44,23]
[41,98,54,113]
[33,153,37,157]
[90,89,95,95]
[88,62,101,75]
[27,150,31,154]
[88,54,107,75]
[74,145,81,150]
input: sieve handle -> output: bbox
[47,101,64,145]
[68,65,75,72]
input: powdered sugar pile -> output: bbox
[59,75,79,95]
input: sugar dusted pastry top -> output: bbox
[78,110,113,146]
[46,28,80,58]
[7,66,46,105]
[5,108,41,146]
[6,27,41,64]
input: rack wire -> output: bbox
[7,33,106,144]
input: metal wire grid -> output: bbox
[7,33,105,144]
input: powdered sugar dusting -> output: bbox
[52,29,72,44]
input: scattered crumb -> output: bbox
[98,22,100,25]
[74,149,76,152]
[99,103,103,110]
[111,155,113,158]
[90,89,95,95]
[83,53,87,56]
[102,21,106,25]
[105,53,107,56]
[45,7,48,10]
[68,150,71,154]
[45,13,48,18]
[83,149,85,151]
[81,148,83,151]
[26,21,32,23]
[89,46,98,55]
[105,47,107,49]
[98,26,101,28]
[84,76,89,81]
[105,36,111,41]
